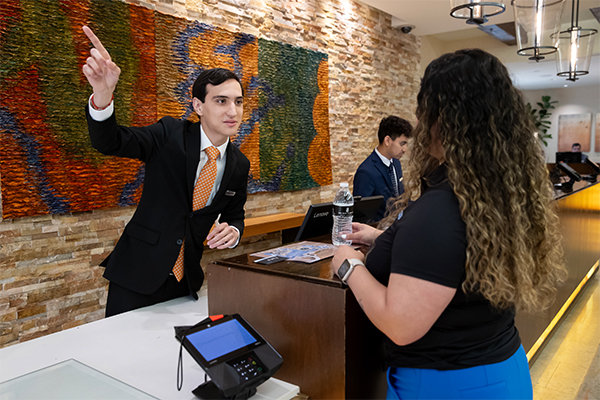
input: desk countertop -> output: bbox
[0,288,298,400]
[217,253,342,288]
[553,179,599,200]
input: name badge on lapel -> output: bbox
[225,190,236,196]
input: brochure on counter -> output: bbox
[251,241,338,263]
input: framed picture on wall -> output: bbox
[557,114,592,152]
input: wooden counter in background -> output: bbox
[242,213,305,239]
[546,162,598,176]
[517,179,600,363]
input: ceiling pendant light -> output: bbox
[554,0,597,81]
[450,0,506,25]
[512,0,565,61]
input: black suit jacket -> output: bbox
[86,107,250,298]
[353,150,404,221]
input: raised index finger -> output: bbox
[82,25,111,61]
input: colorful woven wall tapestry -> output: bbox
[0,0,331,219]
[250,39,331,192]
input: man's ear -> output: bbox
[383,135,392,147]
[192,97,203,116]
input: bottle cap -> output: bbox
[339,182,349,187]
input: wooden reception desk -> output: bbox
[207,255,386,400]
[207,178,599,399]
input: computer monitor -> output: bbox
[556,152,582,163]
[294,195,384,242]
[585,158,600,174]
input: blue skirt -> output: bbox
[386,345,533,399]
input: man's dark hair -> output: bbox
[572,142,581,148]
[377,116,413,144]
[192,68,243,102]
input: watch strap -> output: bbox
[340,258,364,284]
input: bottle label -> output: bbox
[333,205,353,215]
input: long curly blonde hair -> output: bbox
[382,49,566,313]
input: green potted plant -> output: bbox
[527,95,558,146]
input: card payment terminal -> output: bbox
[176,314,283,399]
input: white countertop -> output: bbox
[0,288,299,400]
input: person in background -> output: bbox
[571,142,589,162]
[353,116,413,221]
[331,49,566,399]
[82,26,250,317]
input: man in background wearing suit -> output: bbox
[82,26,250,317]
[572,143,589,162]
[353,116,413,221]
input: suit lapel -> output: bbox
[185,122,201,202]
[393,158,402,178]
[371,151,393,189]
[212,142,237,203]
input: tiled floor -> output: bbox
[530,270,600,400]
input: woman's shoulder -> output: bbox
[411,181,461,220]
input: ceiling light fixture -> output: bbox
[554,0,597,81]
[450,0,506,25]
[512,0,565,61]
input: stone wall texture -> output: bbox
[0,0,420,348]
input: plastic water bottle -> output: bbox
[332,183,353,246]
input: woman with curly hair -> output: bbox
[331,49,566,399]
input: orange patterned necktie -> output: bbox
[172,146,220,281]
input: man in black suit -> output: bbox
[82,26,250,317]
[572,143,589,162]
[353,116,412,221]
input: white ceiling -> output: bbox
[358,0,600,90]
[359,0,516,36]
[505,54,600,90]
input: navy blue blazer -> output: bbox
[86,107,250,298]
[353,150,404,221]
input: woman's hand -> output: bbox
[345,222,382,246]
[330,245,365,279]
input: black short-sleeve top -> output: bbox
[365,164,521,370]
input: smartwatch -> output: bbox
[336,258,364,284]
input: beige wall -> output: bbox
[0,0,421,347]
[420,30,518,77]
[522,85,600,163]
[420,26,600,164]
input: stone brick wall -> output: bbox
[0,0,420,347]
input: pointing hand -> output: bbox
[82,25,121,108]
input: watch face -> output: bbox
[337,260,351,279]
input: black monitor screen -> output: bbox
[294,195,384,241]
[556,152,581,163]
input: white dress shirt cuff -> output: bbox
[229,226,241,248]
[88,95,114,122]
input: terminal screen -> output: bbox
[186,319,257,362]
